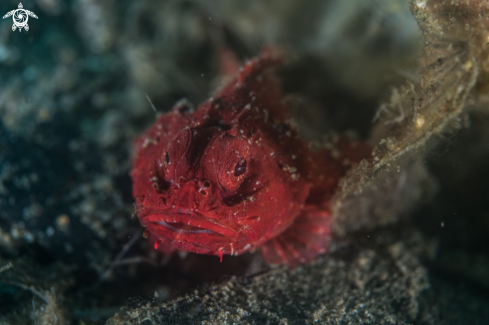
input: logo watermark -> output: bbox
[3,3,38,32]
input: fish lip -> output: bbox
[141,208,239,239]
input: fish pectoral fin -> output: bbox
[261,206,331,267]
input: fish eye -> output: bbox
[234,158,247,177]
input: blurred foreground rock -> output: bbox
[106,227,489,325]
[107,228,433,325]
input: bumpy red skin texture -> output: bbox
[131,51,371,267]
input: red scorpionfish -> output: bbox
[131,50,371,267]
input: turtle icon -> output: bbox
[3,3,38,32]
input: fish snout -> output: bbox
[168,178,218,211]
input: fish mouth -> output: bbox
[155,220,216,235]
[142,208,239,240]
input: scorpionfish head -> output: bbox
[132,119,310,257]
[131,49,318,259]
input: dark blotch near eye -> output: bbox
[234,158,247,177]
[220,177,262,207]
[156,178,171,192]
[165,152,170,164]
[222,193,245,206]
